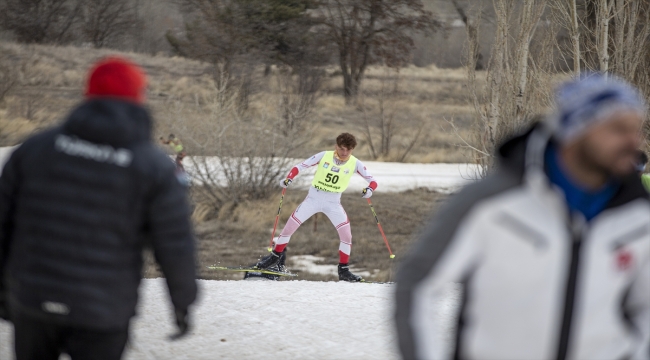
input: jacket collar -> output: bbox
[498,123,649,214]
[63,99,152,147]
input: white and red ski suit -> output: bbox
[274,151,377,263]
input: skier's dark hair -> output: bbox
[336,133,357,150]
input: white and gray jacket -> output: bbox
[395,125,650,360]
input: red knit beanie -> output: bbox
[85,57,147,104]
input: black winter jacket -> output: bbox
[0,99,197,330]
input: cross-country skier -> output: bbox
[254,133,378,282]
[160,133,185,169]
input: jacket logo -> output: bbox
[55,134,133,167]
[616,249,633,271]
[323,162,330,169]
[344,169,350,175]
[42,301,70,315]
[331,166,340,173]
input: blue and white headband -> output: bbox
[551,73,647,143]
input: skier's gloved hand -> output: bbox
[362,187,373,199]
[279,178,293,188]
[169,308,190,340]
[0,290,9,322]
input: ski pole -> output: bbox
[268,188,287,251]
[366,198,395,258]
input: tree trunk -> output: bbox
[488,0,508,144]
[451,0,484,70]
[597,0,611,74]
[514,0,545,120]
[343,73,361,104]
[339,46,356,104]
[570,0,581,74]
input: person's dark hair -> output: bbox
[169,134,175,139]
[336,133,357,149]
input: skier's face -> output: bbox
[335,144,353,161]
[575,110,643,178]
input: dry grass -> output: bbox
[0,41,483,165]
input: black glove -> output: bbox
[169,308,190,340]
[0,291,9,322]
[279,178,292,188]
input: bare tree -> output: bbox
[276,66,322,137]
[458,0,650,175]
[0,0,82,44]
[359,69,424,162]
[312,0,438,103]
[548,0,650,96]
[455,0,550,175]
[548,0,581,73]
[81,0,138,48]
[450,0,484,70]
[161,67,309,210]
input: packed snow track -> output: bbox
[0,279,461,359]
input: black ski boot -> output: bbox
[245,250,287,281]
[338,263,362,282]
[255,250,282,270]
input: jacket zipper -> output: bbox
[556,215,585,360]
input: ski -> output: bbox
[359,279,393,284]
[207,265,298,277]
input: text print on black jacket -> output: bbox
[0,99,198,330]
[395,124,650,360]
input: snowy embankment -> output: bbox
[0,146,478,193]
[1,279,462,359]
[184,156,478,194]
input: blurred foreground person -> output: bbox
[0,57,198,360]
[395,74,649,360]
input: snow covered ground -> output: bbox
[0,279,462,359]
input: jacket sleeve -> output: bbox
[355,159,377,190]
[394,198,482,359]
[0,147,22,296]
[627,255,650,360]
[395,173,517,360]
[146,164,198,313]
